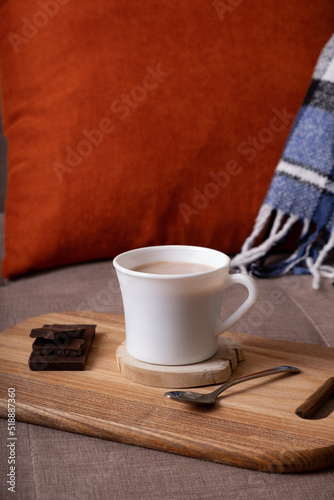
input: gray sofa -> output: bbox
[0,113,333,498]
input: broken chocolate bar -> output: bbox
[32,337,85,356]
[44,324,97,334]
[28,324,96,371]
[30,324,87,339]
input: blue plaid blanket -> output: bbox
[232,34,334,289]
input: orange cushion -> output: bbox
[1,0,333,278]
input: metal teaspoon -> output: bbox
[164,365,300,404]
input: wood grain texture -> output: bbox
[116,337,244,388]
[0,311,333,473]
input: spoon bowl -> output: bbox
[164,365,300,404]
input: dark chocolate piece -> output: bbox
[28,325,96,371]
[43,324,96,331]
[32,337,85,356]
[30,326,86,340]
[30,324,96,339]
[44,324,97,338]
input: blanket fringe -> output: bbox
[231,204,334,289]
[306,229,334,289]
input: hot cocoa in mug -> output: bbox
[131,261,214,274]
[113,245,258,365]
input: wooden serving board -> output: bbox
[0,311,333,473]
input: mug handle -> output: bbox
[215,273,258,334]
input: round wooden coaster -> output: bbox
[116,336,244,388]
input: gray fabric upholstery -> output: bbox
[0,213,333,499]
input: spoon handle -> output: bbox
[211,365,300,399]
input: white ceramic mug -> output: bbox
[113,245,258,365]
